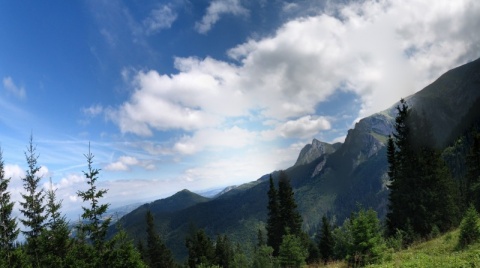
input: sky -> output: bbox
[1,0,479,219]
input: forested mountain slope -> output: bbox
[116,58,480,261]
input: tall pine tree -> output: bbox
[0,148,20,264]
[145,210,174,268]
[266,172,304,257]
[318,215,334,265]
[77,145,111,265]
[19,135,47,264]
[185,228,215,268]
[266,174,282,255]
[215,234,234,268]
[466,132,480,210]
[39,179,71,266]
[278,171,302,237]
[387,100,459,238]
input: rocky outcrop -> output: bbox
[294,139,337,166]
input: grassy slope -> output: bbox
[319,229,480,268]
[370,229,480,268]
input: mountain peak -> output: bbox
[294,139,338,166]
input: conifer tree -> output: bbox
[65,219,94,267]
[252,245,276,268]
[215,234,234,268]
[386,99,411,235]
[19,135,47,264]
[349,208,386,266]
[458,204,480,248]
[145,210,174,268]
[318,215,334,265]
[77,145,111,264]
[0,148,20,264]
[278,171,302,237]
[39,179,70,266]
[278,233,308,268]
[266,174,282,255]
[186,228,215,268]
[466,133,480,210]
[386,100,459,237]
[104,226,147,268]
[256,229,265,248]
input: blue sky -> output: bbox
[1,0,479,218]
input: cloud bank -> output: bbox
[109,0,480,145]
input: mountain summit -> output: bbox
[294,139,340,167]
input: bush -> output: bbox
[458,205,480,248]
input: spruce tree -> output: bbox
[104,226,147,268]
[278,171,302,237]
[466,133,480,210]
[318,215,334,265]
[256,229,265,248]
[145,210,174,268]
[215,234,234,268]
[458,204,480,248]
[386,99,411,236]
[186,228,215,268]
[349,208,386,266]
[77,145,111,265]
[19,135,47,264]
[39,179,70,266]
[0,148,20,264]
[386,100,459,238]
[278,233,308,268]
[266,174,282,255]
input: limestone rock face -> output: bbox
[294,139,337,167]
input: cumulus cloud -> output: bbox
[106,57,248,136]
[195,0,249,34]
[2,76,26,99]
[108,0,480,154]
[143,5,177,34]
[4,164,25,180]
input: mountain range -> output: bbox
[112,57,480,261]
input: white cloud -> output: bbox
[4,164,25,181]
[105,155,155,171]
[270,115,331,139]
[173,126,257,155]
[332,135,346,144]
[106,57,249,136]
[82,104,103,117]
[108,0,480,155]
[38,166,50,178]
[195,0,249,34]
[143,5,177,34]
[2,76,26,99]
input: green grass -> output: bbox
[316,229,480,268]
[367,229,480,268]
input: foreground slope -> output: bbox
[369,229,480,267]
[117,58,480,261]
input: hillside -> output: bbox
[369,229,480,267]
[115,58,480,261]
[321,229,480,267]
[110,189,209,241]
